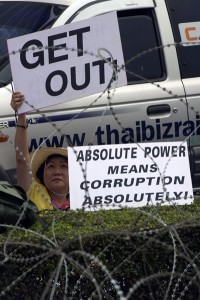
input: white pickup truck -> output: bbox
[0,0,200,191]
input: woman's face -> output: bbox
[43,155,69,194]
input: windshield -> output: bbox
[0,1,67,88]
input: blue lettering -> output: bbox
[174,121,182,137]
[65,133,85,146]
[162,123,173,139]
[141,121,155,141]
[121,127,134,143]
[182,120,194,136]
[29,137,45,152]
[46,135,64,147]
[28,115,200,151]
[106,125,120,144]
[29,133,85,150]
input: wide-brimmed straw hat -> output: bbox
[29,147,68,182]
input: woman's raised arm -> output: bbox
[10,92,31,192]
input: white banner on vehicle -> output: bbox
[179,21,200,46]
[7,12,127,113]
[68,141,194,211]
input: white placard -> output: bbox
[68,142,194,211]
[7,12,127,113]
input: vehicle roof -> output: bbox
[0,0,78,5]
[53,0,155,26]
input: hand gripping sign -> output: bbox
[7,12,127,114]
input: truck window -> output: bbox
[0,1,67,88]
[165,0,200,78]
[117,9,165,84]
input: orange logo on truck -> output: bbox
[179,22,200,46]
[185,27,198,41]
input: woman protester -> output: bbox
[10,91,69,211]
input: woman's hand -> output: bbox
[10,92,25,112]
[11,91,27,127]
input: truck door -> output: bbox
[165,0,200,190]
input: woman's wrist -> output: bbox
[15,112,27,128]
[16,124,28,129]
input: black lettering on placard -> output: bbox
[103,180,112,188]
[93,58,118,82]
[44,57,114,96]
[123,148,131,159]
[179,146,186,157]
[128,165,137,173]
[107,166,119,174]
[100,149,108,160]
[150,164,158,172]
[93,149,100,161]
[69,27,90,56]
[121,165,128,174]
[79,175,185,192]
[135,178,145,186]
[85,150,92,161]
[134,194,144,202]
[144,147,151,157]
[91,180,101,189]
[20,27,90,69]
[71,63,90,90]
[114,194,124,203]
[124,178,134,187]
[92,57,117,84]
[20,39,44,69]
[92,59,107,84]
[104,195,112,204]
[94,196,102,205]
[144,145,186,158]
[82,197,92,206]
[113,179,123,187]
[76,150,84,161]
[133,192,154,202]
[107,164,158,175]
[145,193,154,201]
[46,70,68,96]
[80,181,89,190]
[81,190,191,208]
[174,191,183,199]
[163,177,172,185]
[155,192,164,201]
[131,147,137,158]
[125,194,133,202]
[48,32,68,64]
[174,176,185,184]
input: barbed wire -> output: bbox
[0,41,199,299]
